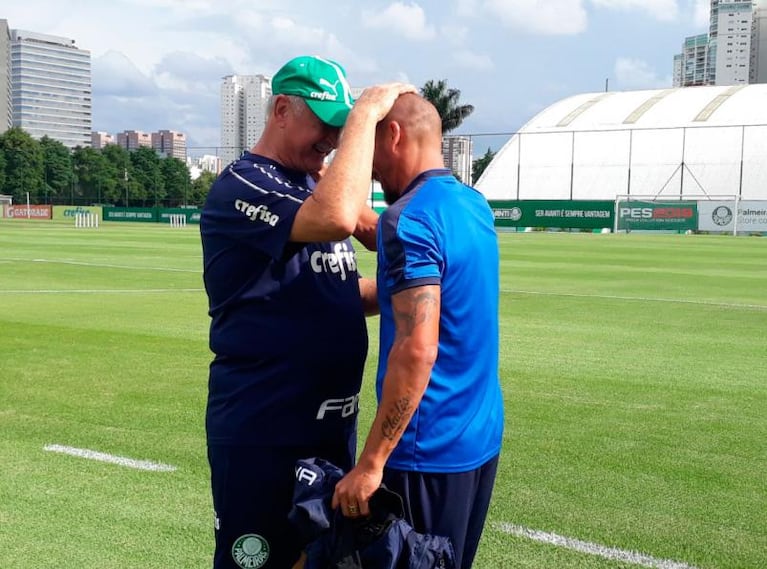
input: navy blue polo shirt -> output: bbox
[200,152,368,446]
[376,169,504,472]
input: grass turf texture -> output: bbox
[0,220,765,568]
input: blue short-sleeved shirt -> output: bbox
[376,169,504,473]
[200,152,368,446]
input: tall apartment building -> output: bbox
[679,33,710,86]
[713,0,754,85]
[91,131,114,149]
[117,130,151,151]
[675,0,767,86]
[442,136,473,184]
[752,0,767,82]
[152,129,186,160]
[672,54,684,87]
[10,29,91,148]
[220,74,271,165]
[0,20,11,134]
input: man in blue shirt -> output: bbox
[200,55,414,569]
[331,93,504,569]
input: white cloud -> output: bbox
[614,57,671,89]
[590,0,679,22]
[441,24,469,45]
[692,0,710,28]
[453,50,495,71]
[484,0,588,35]
[455,0,480,18]
[361,2,437,41]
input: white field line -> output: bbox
[43,444,176,472]
[6,258,200,273]
[497,523,699,569]
[502,288,767,311]
[1,288,203,294]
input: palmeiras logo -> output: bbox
[509,207,523,221]
[712,205,733,226]
[232,534,270,568]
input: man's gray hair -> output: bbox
[266,94,308,119]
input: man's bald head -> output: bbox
[379,93,442,146]
[373,92,446,203]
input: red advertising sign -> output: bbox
[5,205,52,219]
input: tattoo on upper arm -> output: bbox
[381,397,413,440]
[393,289,437,337]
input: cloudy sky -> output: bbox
[4,0,711,156]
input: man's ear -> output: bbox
[389,121,402,152]
[272,95,291,126]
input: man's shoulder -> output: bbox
[211,157,312,206]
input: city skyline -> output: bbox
[2,1,726,156]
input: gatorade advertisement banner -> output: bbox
[4,205,52,219]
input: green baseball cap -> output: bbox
[271,55,355,128]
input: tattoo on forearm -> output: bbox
[394,289,437,337]
[381,397,413,440]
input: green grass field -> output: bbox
[1,220,765,569]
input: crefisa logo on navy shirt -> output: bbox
[310,242,357,281]
[234,199,280,226]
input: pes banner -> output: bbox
[617,201,698,231]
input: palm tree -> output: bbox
[420,79,474,133]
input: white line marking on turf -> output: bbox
[497,523,699,569]
[1,288,203,294]
[43,444,176,472]
[502,289,767,310]
[6,257,200,273]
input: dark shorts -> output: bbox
[208,442,354,569]
[382,455,499,569]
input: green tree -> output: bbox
[0,148,6,194]
[420,79,474,133]
[472,147,496,185]
[0,128,44,203]
[40,136,73,204]
[72,146,111,205]
[161,157,192,207]
[130,146,163,206]
[190,170,216,207]
[100,144,132,205]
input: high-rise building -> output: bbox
[752,0,767,82]
[0,20,11,134]
[673,54,684,87]
[674,0,767,86]
[152,129,186,160]
[713,0,754,85]
[442,136,473,184]
[10,29,91,148]
[220,74,271,165]
[188,154,222,178]
[91,131,114,149]
[680,34,710,86]
[117,130,151,151]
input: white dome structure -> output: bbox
[476,85,767,201]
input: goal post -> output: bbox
[614,194,740,235]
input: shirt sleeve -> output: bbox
[380,209,443,295]
[213,161,306,260]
